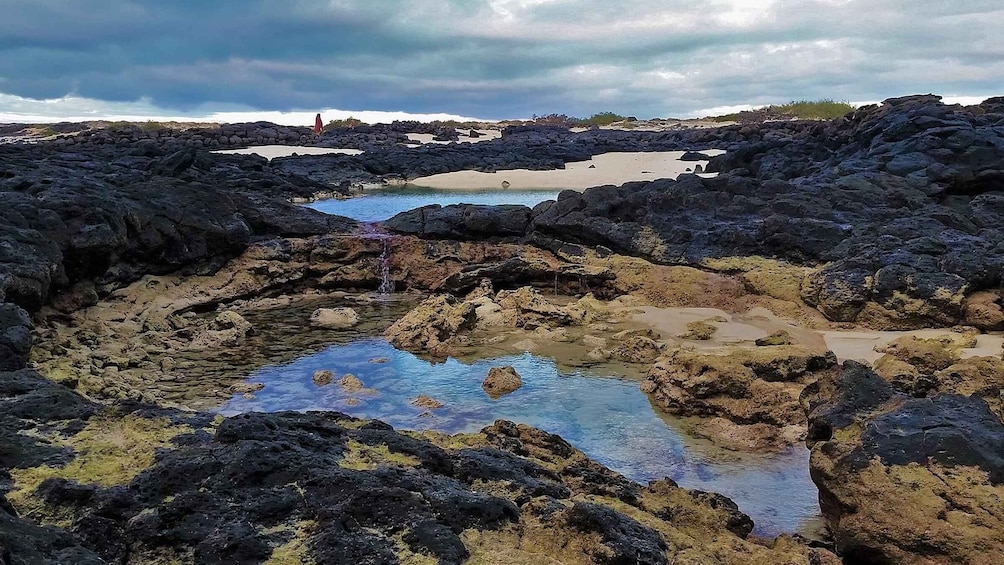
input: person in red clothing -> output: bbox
[313,113,323,135]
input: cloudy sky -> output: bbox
[0,0,1000,123]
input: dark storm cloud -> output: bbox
[0,0,1000,119]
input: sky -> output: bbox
[0,0,1000,123]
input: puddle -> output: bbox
[219,338,821,537]
[306,188,562,222]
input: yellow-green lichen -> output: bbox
[9,415,191,518]
[338,440,420,471]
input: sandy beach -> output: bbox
[407,150,724,190]
[212,145,363,159]
[405,129,501,145]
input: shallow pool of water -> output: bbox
[306,187,562,222]
[219,338,820,536]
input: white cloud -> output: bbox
[0,93,490,125]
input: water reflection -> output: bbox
[306,187,561,222]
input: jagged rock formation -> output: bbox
[803,361,1004,564]
[387,95,1004,330]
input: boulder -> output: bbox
[339,373,363,392]
[482,366,523,399]
[310,307,360,329]
[312,370,334,386]
[643,346,836,449]
[384,294,477,355]
[804,362,1004,563]
[0,304,33,371]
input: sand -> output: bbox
[212,145,363,160]
[821,329,1004,363]
[407,150,725,190]
[633,306,828,352]
[405,130,501,145]
[632,305,1003,363]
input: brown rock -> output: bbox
[482,366,523,399]
[963,290,1004,330]
[339,373,363,392]
[312,370,334,386]
[876,336,958,373]
[679,321,717,340]
[230,382,264,394]
[643,346,836,449]
[411,395,443,409]
[310,307,360,329]
[755,330,794,346]
[384,294,477,354]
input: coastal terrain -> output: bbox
[1,94,1003,564]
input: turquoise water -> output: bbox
[306,188,561,222]
[219,338,820,536]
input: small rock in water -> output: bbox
[313,370,334,386]
[412,395,443,409]
[344,398,361,407]
[340,374,363,392]
[482,366,523,399]
[231,382,265,394]
[310,307,360,329]
[369,357,390,364]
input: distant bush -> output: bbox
[138,121,167,132]
[324,117,364,130]
[773,100,855,119]
[580,112,628,126]
[712,99,855,123]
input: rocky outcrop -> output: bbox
[385,285,602,356]
[0,142,355,312]
[803,362,1004,564]
[385,96,1004,330]
[642,346,837,450]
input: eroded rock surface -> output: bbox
[643,346,837,450]
[803,362,1004,564]
[1,367,820,565]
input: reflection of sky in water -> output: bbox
[306,188,561,222]
[218,338,819,536]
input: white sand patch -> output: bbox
[213,145,363,160]
[405,130,501,145]
[632,305,1003,363]
[408,150,725,190]
[821,329,1004,363]
[633,306,826,351]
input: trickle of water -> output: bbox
[354,223,395,295]
[378,239,394,294]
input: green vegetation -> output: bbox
[712,99,855,122]
[31,126,59,137]
[323,117,365,130]
[580,111,628,126]
[138,121,167,132]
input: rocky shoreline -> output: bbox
[2,94,1003,564]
